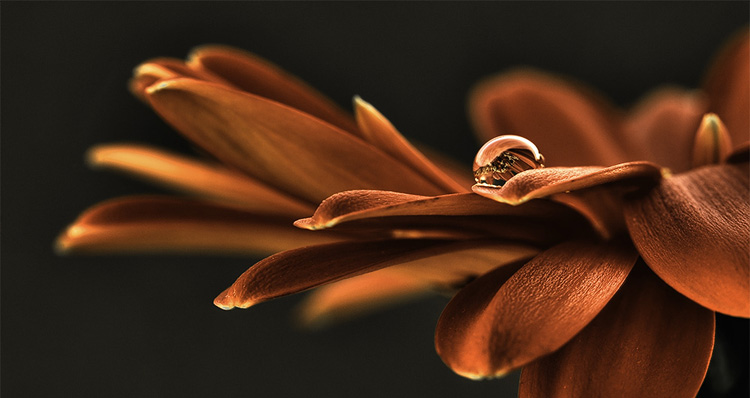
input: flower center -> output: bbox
[473,135,545,187]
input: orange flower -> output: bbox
[213,32,749,396]
[57,31,748,397]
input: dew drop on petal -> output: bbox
[472,135,545,187]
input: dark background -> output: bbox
[2,2,748,397]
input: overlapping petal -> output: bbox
[472,161,662,205]
[519,263,715,398]
[297,241,539,328]
[214,239,521,310]
[297,269,433,329]
[625,163,750,317]
[468,69,628,167]
[354,97,467,193]
[145,78,446,203]
[88,143,314,217]
[435,240,637,379]
[129,57,229,101]
[187,45,360,134]
[296,190,576,230]
[622,88,707,173]
[56,196,338,255]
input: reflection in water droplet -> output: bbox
[473,135,545,187]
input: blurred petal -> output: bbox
[188,45,359,134]
[472,161,662,205]
[56,196,337,255]
[354,97,467,193]
[468,69,627,167]
[214,239,508,310]
[692,113,733,168]
[296,191,575,230]
[703,30,750,144]
[88,144,314,218]
[622,87,707,173]
[296,269,432,329]
[625,163,750,317]
[129,58,228,101]
[435,240,637,379]
[520,263,715,398]
[146,78,444,203]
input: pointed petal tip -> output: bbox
[292,218,316,230]
[693,112,732,168]
[213,288,255,310]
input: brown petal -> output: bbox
[88,144,314,218]
[145,78,445,203]
[187,45,359,134]
[692,113,733,168]
[129,58,229,101]
[295,191,575,230]
[214,239,505,310]
[55,196,337,255]
[624,163,750,317]
[520,263,715,398]
[622,87,707,173]
[354,97,467,193]
[703,30,750,145]
[468,69,627,167]
[472,161,663,205]
[296,269,432,329]
[298,241,540,328]
[434,240,637,379]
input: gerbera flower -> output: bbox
[213,31,749,397]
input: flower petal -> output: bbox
[187,45,359,134]
[434,240,637,379]
[129,58,229,101]
[692,113,733,168]
[472,161,663,205]
[622,87,707,173]
[298,240,540,328]
[625,163,750,317]
[295,191,575,230]
[56,196,337,255]
[296,269,433,329]
[354,97,467,193]
[88,143,314,217]
[519,263,715,398]
[214,239,510,310]
[468,69,627,167]
[145,78,445,203]
[703,30,750,145]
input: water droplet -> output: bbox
[473,135,545,187]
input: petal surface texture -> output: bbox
[145,78,444,203]
[469,70,627,167]
[519,263,715,398]
[434,240,637,379]
[56,196,337,255]
[625,163,750,317]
